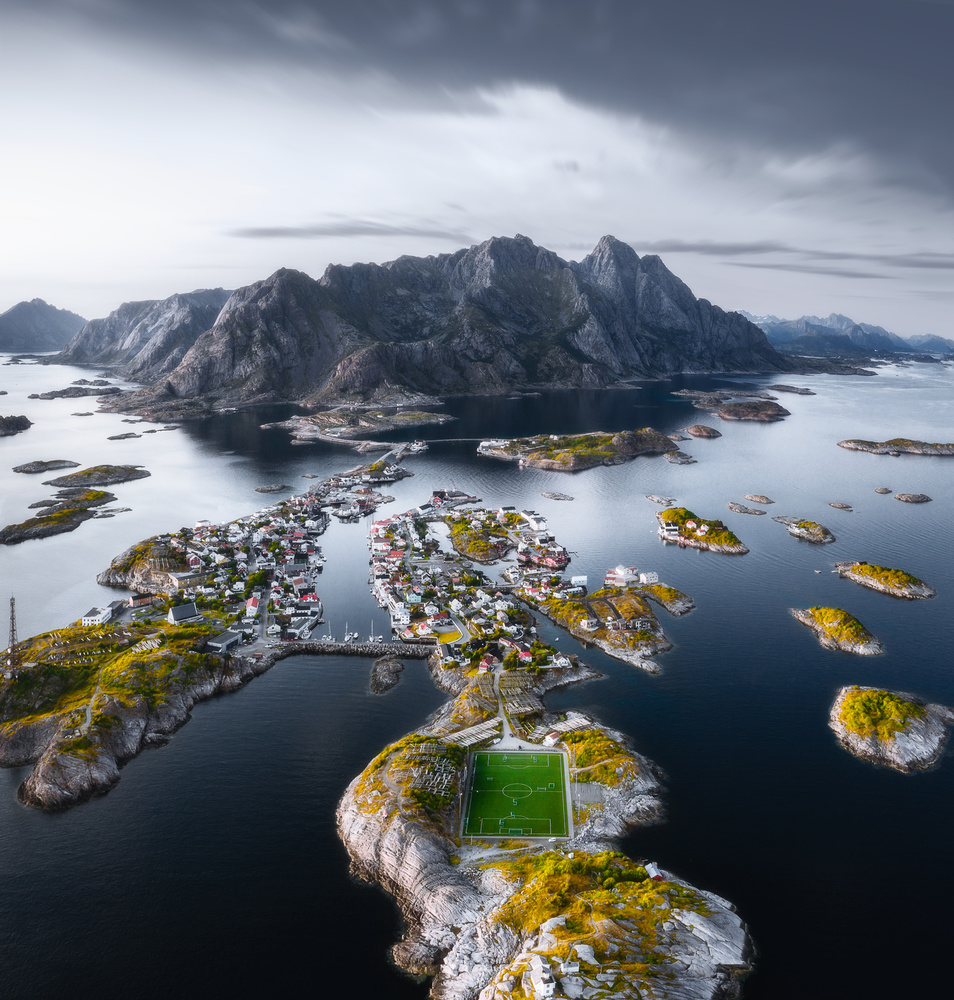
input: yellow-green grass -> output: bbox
[806,607,876,646]
[848,563,925,589]
[562,728,639,786]
[839,687,926,741]
[489,850,710,966]
[660,507,743,547]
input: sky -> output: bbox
[2,0,953,336]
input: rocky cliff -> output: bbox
[57,288,231,380]
[0,298,86,352]
[96,235,791,417]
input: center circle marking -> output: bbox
[501,782,532,799]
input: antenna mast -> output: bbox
[6,596,18,672]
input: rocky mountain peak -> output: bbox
[91,234,793,418]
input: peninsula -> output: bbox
[791,607,883,655]
[835,561,936,599]
[829,686,954,772]
[477,428,677,472]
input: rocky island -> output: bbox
[42,464,151,488]
[524,585,677,671]
[772,516,836,543]
[791,607,883,655]
[656,508,749,554]
[835,561,936,599]
[719,399,791,422]
[829,686,954,772]
[837,438,954,457]
[0,414,32,436]
[13,459,80,474]
[265,406,453,446]
[478,428,677,472]
[337,652,753,1000]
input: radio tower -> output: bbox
[6,596,18,672]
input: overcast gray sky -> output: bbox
[2,0,952,335]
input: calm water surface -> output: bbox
[1,356,952,998]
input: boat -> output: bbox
[368,620,384,642]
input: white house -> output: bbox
[604,565,639,588]
[522,955,556,999]
[81,607,111,627]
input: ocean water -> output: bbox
[0,356,951,998]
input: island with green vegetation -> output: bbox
[829,686,954,772]
[445,510,514,563]
[837,438,954,457]
[42,464,151,487]
[790,607,883,655]
[267,406,453,446]
[523,586,674,671]
[772,516,836,544]
[478,428,676,472]
[656,508,749,554]
[835,561,936,599]
[0,488,121,545]
[336,652,753,1000]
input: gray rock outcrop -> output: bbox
[57,288,231,380]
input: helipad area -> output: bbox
[462,750,570,839]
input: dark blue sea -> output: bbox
[1,356,952,998]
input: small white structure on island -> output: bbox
[570,575,588,588]
[639,570,659,585]
[604,565,639,588]
[80,607,111,627]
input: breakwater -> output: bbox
[258,641,435,663]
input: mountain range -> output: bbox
[54,235,797,417]
[0,299,86,352]
[740,311,954,357]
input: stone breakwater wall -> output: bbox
[262,640,434,663]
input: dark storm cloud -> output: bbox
[13,0,954,202]
[230,220,474,241]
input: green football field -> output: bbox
[462,750,569,838]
